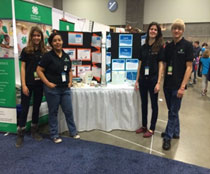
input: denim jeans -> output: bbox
[44,85,77,139]
[19,85,43,127]
[163,88,182,140]
[139,78,158,131]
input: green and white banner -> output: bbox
[59,20,74,32]
[15,0,52,130]
[0,0,17,133]
[0,58,17,133]
[0,0,53,133]
[15,0,52,25]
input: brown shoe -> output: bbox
[136,127,147,134]
[15,128,25,148]
[31,125,43,141]
[143,130,154,138]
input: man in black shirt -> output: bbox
[162,19,193,150]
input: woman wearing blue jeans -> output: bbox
[37,32,80,143]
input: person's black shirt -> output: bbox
[38,50,72,87]
[163,38,193,90]
[139,43,164,80]
[193,46,201,58]
[20,48,43,86]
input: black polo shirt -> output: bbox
[38,50,72,87]
[20,48,43,86]
[139,43,164,80]
[163,38,193,89]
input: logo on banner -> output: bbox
[30,5,41,21]
[32,6,39,15]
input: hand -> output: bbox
[68,82,72,88]
[177,88,185,98]
[134,81,139,90]
[154,83,160,94]
[22,85,29,96]
[47,82,56,88]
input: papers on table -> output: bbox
[112,71,126,84]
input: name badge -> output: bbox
[61,72,66,82]
[64,65,67,71]
[34,72,40,80]
[145,66,149,75]
[167,66,173,75]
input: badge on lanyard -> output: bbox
[61,72,66,82]
[145,66,149,75]
[167,66,173,75]
[34,72,40,80]
[64,65,67,72]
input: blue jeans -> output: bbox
[163,88,182,140]
[44,85,77,139]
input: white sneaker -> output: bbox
[73,134,80,139]
[53,137,62,144]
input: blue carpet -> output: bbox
[0,133,209,174]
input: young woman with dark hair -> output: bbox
[135,22,164,138]
[36,32,80,144]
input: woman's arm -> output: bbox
[68,69,73,88]
[154,61,164,93]
[134,61,142,90]
[21,61,29,96]
[36,66,56,88]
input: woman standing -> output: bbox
[135,22,164,138]
[16,26,46,147]
[37,32,80,143]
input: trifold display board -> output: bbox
[106,32,145,84]
[60,31,102,83]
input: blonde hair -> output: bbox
[171,18,185,31]
[202,49,210,58]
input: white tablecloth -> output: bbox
[58,84,142,132]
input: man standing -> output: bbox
[162,19,193,150]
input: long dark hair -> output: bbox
[25,26,46,54]
[145,22,164,52]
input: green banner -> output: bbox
[0,122,17,133]
[59,20,75,32]
[0,0,12,19]
[15,0,52,25]
[0,58,16,107]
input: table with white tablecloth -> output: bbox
[58,84,143,133]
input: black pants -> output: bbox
[19,85,43,127]
[139,78,158,131]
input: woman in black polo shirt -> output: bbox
[16,26,46,148]
[37,32,80,143]
[135,22,164,138]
